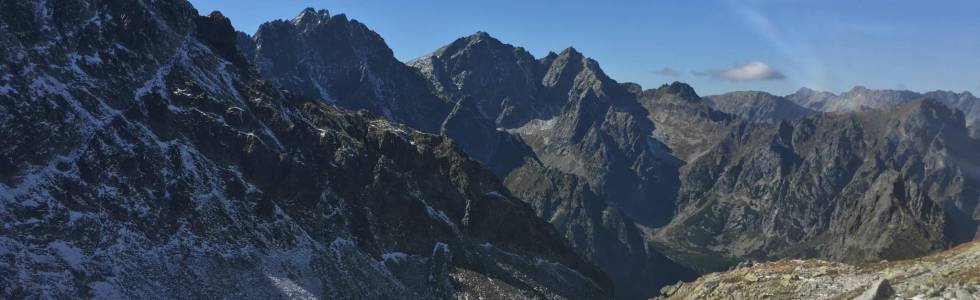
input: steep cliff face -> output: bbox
[408,32,560,128]
[244,15,528,176]
[0,1,612,298]
[413,37,683,228]
[510,48,682,228]
[412,35,696,299]
[242,8,449,133]
[969,121,980,139]
[654,100,980,272]
[502,160,696,300]
[639,82,738,163]
[247,20,696,299]
[705,91,817,123]
[924,90,980,125]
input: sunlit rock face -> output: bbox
[705,90,817,123]
[788,86,980,125]
[655,241,980,300]
[653,99,980,272]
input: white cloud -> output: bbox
[695,61,786,82]
[727,0,825,88]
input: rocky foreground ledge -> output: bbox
[655,242,980,300]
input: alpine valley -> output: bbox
[1,1,978,299]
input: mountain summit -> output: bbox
[705,91,817,123]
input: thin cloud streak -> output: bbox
[695,61,786,82]
[727,0,826,89]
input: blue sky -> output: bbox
[189,0,980,96]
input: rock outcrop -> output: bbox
[705,91,817,123]
[408,32,561,129]
[242,8,449,133]
[654,99,980,272]
[656,241,980,299]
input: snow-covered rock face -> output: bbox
[0,1,612,298]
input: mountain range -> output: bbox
[0,2,609,298]
[2,2,978,299]
[788,86,980,125]
[707,87,980,126]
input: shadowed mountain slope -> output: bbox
[0,2,612,298]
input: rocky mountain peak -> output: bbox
[469,30,493,41]
[247,7,445,131]
[786,86,844,111]
[291,7,330,28]
[432,30,514,60]
[657,81,700,101]
[454,31,502,50]
[541,51,559,63]
[704,90,816,123]
[849,85,871,93]
[639,82,734,162]
[541,46,611,91]
[790,86,836,99]
[409,32,560,128]
[559,46,583,58]
[205,10,229,21]
[795,87,817,94]
[195,11,248,67]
